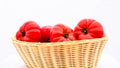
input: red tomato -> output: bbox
[74,19,104,40]
[40,26,52,42]
[50,24,76,42]
[16,21,41,42]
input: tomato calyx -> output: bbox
[22,31,26,37]
[82,28,88,34]
[46,38,50,42]
[63,33,69,38]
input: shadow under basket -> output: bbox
[12,36,108,68]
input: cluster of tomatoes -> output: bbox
[16,19,104,42]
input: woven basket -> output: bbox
[12,36,108,68]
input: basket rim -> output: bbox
[12,35,108,46]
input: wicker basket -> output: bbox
[12,36,108,68]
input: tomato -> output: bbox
[50,24,76,42]
[16,21,41,42]
[74,19,104,40]
[40,26,52,42]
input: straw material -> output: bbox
[12,36,108,68]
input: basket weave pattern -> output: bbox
[12,36,108,68]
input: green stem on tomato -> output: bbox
[64,33,69,38]
[82,28,88,34]
[22,31,26,37]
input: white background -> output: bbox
[0,0,120,68]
